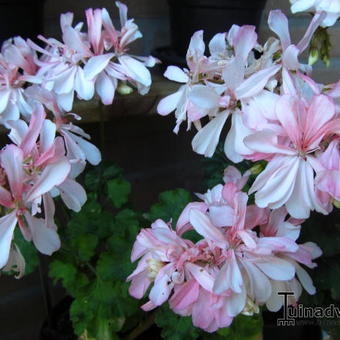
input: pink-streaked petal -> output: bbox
[189,209,226,245]
[1,145,25,201]
[176,202,208,235]
[234,25,257,62]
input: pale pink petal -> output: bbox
[214,250,243,294]
[297,12,327,53]
[255,256,295,280]
[157,90,183,116]
[24,212,60,255]
[189,209,226,245]
[68,133,102,165]
[189,85,220,110]
[26,159,71,202]
[185,263,215,292]
[295,263,316,294]
[241,260,272,302]
[192,110,229,157]
[170,279,200,311]
[268,10,291,50]
[234,25,257,62]
[1,145,25,201]
[149,264,174,306]
[96,72,116,105]
[74,67,94,100]
[0,211,18,268]
[119,55,151,87]
[164,66,189,83]
[176,202,208,235]
[225,285,247,317]
[235,65,281,99]
[84,54,114,80]
[58,178,87,212]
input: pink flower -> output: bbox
[314,138,340,202]
[245,94,340,218]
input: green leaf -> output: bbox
[49,260,77,292]
[107,178,131,208]
[155,304,201,340]
[71,234,98,262]
[145,189,192,225]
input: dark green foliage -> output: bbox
[144,188,192,226]
[49,164,141,339]
[155,305,201,340]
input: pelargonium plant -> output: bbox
[1,0,340,339]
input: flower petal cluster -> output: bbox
[157,9,340,219]
[128,167,321,332]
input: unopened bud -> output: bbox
[241,296,260,316]
[308,49,319,66]
[333,199,340,209]
[117,83,133,95]
[250,163,264,175]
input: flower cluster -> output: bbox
[128,167,321,332]
[0,2,156,274]
[157,9,340,219]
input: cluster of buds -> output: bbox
[128,167,321,332]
